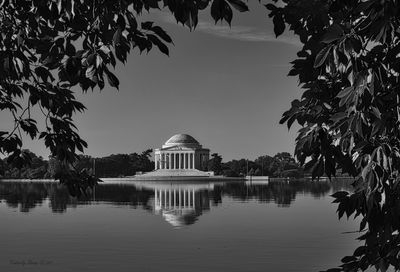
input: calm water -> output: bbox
[0,179,361,272]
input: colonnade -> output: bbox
[156,152,195,170]
[154,188,196,210]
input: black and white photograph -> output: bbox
[0,1,398,271]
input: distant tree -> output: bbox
[207,153,223,175]
[222,160,240,176]
[273,152,295,163]
[0,150,48,179]
[255,155,275,176]
[222,169,240,177]
[266,152,302,178]
[248,168,255,176]
[45,156,63,179]
[0,159,5,177]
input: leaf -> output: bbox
[339,90,355,107]
[227,0,249,12]
[117,14,126,30]
[126,12,138,30]
[211,0,223,23]
[371,106,381,119]
[20,119,38,139]
[330,111,347,123]
[104,68,119,89]
[113,28,122,46]
[264,4,276,11]
[273,14,285,37]
[331,191,349,199]
[151,26,172,43]
[65,40,76,56]
[351,37,362,53]
[353,246,366,256]
[95,54,102,68]
[311,158,324,180]
[210,0,233,24]
[85,65,96,79]
[148,34,169,56]
[314,45,332,68]
[141,21,153,30]
[341,256,356,263]
[35,66,54,82]
[322,24,344,43]
[337,86,353,98]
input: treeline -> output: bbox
[208,152,304,178]
[73,149,154,177]
[0,149,154,179]
[0,150,303,179]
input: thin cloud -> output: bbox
[196,21,301,46]
[160,13,301,47]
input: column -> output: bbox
[188,189,191,207]
[168,153,171,169]
[192,189,195,207]
[169,190,171,209]
[154,189,158,206]
[183,189,186,208]
[182,153,185,169]
[179,188,182,208]
[173,153,176,169]
[173,189,176,209]
[172,153,175,169]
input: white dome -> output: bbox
[163,134,201,148]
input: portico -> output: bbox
[154,134,210,172]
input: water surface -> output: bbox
[0,179,361,272]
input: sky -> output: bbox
[1,2,303,162]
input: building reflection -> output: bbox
[152,184,211,228]
[0,178,353,226]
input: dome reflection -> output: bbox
[153,184,211,228]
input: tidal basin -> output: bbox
[0,179,361,272]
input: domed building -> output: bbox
[154,134,210,172]
[136,134,212,179]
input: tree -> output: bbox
[255,155,274,176]
[207,153,223,175]
[267,0,400,271]
[0,0,248,183]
